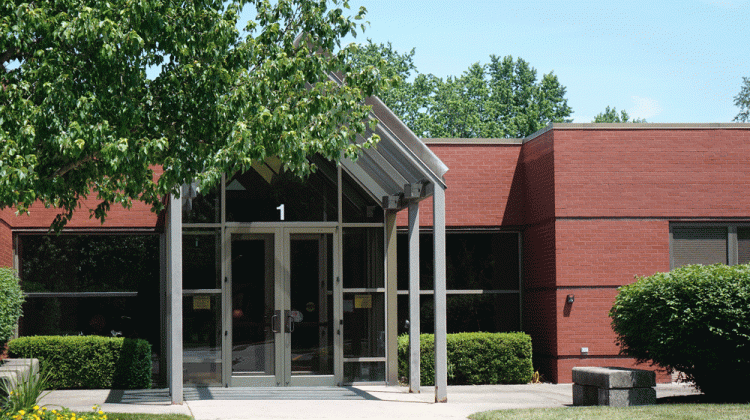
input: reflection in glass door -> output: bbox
[229,228,337,387]
[288,234,333,385]
[231,234,279,385]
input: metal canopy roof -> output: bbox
[329,74,448,210]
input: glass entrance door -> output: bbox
[229,227,338,386]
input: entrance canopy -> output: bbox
[342,90,448,208]
[165,88,449,403]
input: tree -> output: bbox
[348,42,573,138]
[734,77,750,122]
[1,0,387,230]
[0,268,24,349]
[593,106,646,123]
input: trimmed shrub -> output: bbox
[8,336,151,389]
[398,332,533,385]
[0,268,24,348]
[610,264,750,402]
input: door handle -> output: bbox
[271,310,281,333]
[285,310,295,333]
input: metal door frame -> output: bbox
[223,224,342,387]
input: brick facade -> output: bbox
[4,124,749,384]
[421,125,750,383]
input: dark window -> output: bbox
[738,228,750,265]
[17,234,162,379]
[672,227,727,268]
[396,231,521,334]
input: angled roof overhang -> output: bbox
[327,74,448,211]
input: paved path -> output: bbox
[39,383,700,420]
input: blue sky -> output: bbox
[339,0,750,123]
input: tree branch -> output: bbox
[48,154,96,180]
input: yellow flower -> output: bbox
[18,410,25,415]
[33,405,40,410]
[98,410,104,416]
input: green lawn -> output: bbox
[470,404,750,420]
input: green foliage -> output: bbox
[592,106,646,123]
[0,268,24,346]
[1,406,107,420]
[349,41,573,138]
[610,264,750,402]
[0,0,388,230]
[0,364,51,414]
[8,336,151,389]
[734,77,750,122]
[397,332,533,385]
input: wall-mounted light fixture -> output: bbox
[566,294,575,304]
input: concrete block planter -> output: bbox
[572,366,656,407]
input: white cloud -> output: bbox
[629,96,663,120]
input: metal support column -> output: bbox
[433,186,447,403]
[385,211,399,385]
[408,202,420,393]
[166,193,183,404]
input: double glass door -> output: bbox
[228,227,338,386]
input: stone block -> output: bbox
[599,387,656,407]
[572,366,656,407]
[572,383,598,406]
[0,358,39,394]
[572,366,655,389]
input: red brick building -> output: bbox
[5,122,750,388]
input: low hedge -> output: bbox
[398,332,533,385]
[8,336,151,389]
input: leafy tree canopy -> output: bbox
[348,41,573,139]
[593,106,646,123]
[734,77,750,122]
[1,0,388,230]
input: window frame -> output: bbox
[669,222,750,269]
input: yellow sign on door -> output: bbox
[193,295,211,310]
[354,294,372,309]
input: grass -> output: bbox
[469,404,750,420]
[87,414,193,420]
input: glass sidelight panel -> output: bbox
[289,235,334,376]
[343,292,385,358]
[231,235,276,376]
[183,293,222,385]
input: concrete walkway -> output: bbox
[39,383,701,420]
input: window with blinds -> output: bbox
[738,228,750,265]
[671,227,728,268]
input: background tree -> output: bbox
[0,268,24,351]
[734,77,750,122]
[1,0,387,230]
[593,106,646,123]
[349,41,573,138]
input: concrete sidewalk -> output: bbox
[39,383,701,420]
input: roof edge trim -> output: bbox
[524,122,750,143]
[422,138,523,145]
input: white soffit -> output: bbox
[329,73,447,204]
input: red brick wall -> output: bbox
[0,197,160,230]
[549,128,750,383]
[0,221,12,267]
[396,143,523,227]
[554,129,750,218]
[555,219,670,288]
[522,131,555,226]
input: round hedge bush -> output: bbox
[0,267,24,346]
[610,264,750,402]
